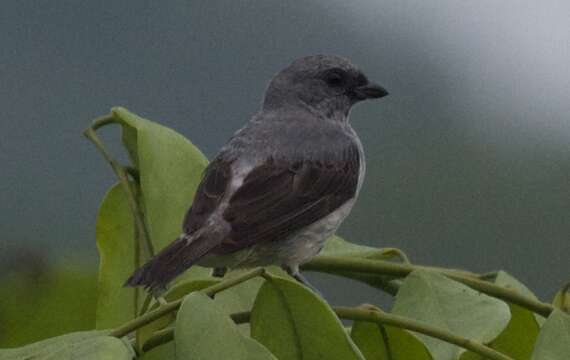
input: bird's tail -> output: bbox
[124,231,218,294]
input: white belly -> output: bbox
[278,198,357,266]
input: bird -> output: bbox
[125,55,388,295]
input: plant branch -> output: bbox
[336,305,514,360]
[84,122,138,316]
[84,116,154,258]
[303,255,554,317]
[141,305,514,360]
[90,114,116,130]
[141,326,174,352]
[109,268,265,338]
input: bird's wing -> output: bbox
[183,157,232,235]
[183,140,361,254]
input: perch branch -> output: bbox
[141,306,514,360]
[109,268,265,338]
[303,255,554,317]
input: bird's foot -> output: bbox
[211,267,228,278]
[282,265,325,300]
[157,296,168,305]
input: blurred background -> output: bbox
[1,0,568,346]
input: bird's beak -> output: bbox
[353,82,389,100]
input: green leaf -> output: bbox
[163,269,267,318]
[392,270,510,360]
[316,236,407,293]
[95,184,137,329]
[139,342,175,360]
[491,271,546,325]
[552,284,570,314]
[163,279,220,302]
[460,271,541,360]
[321,236,385,257]
[460,305,538,360]
[351,321,433,360]
[136,278,219,356]
[214,277,264,316]
[111,107,208,251]
[530,310,570,360]
[175,293,276,360]
[321,236,409,261]
[0,331,134,360]
[139,272,268,357]
[139,274,261,350]
[95,108,210,329]
[251,275,365,360]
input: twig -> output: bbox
[84,116,155,258]
[109,268,265,338]
[336,305,514,360]
[141,306,514,360]
[303,256,554,317]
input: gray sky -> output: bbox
[1,0,568,302]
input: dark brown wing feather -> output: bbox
[182,139,360,255]
[217,142,360,253]
[183,158,232,234]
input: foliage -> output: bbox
[1,108,568,359]
[251,275,364,359]
[392,271,510,359]
[0,265,97,347]
[0,331,134,360]
[176,292,276,359]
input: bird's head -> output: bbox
[262,55,388,118]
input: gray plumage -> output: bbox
[125,55,388,294]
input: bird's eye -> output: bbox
[323,69,346,87]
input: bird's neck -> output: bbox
[262,96,350,124]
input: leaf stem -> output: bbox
[109,267,265,338]
[84,115,155,258]
[303,256,554,317]
[84,123,139,316]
